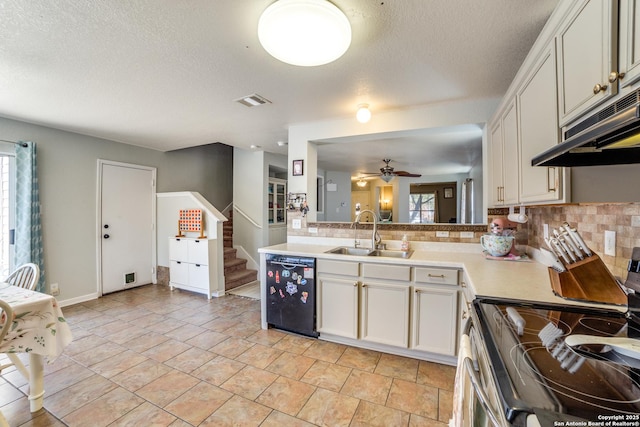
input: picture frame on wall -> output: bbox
[293,159,304,176]
[444,187,453,199]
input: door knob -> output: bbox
[103,234,110,239]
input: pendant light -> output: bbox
[258,0,352,67]
[356,104,371,123]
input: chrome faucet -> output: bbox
[353,209,381,249]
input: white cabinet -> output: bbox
[411,267,459,356]
[360,264,411,348]
[556,0,617,126]
[619,0,640,89]
[268,178,286,226]
[169,237,217,299]
[489,100,519,206]
[317,259,359,339]
[518,44,567,204]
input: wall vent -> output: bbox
[235,93,272,107]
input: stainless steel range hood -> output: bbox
[532,89,640,167]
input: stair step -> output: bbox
[224,247,237,260]
[226,269,258,291]
[224,257,248,274]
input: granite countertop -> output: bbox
[259,241,625,310]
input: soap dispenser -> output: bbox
[401,234,410,252]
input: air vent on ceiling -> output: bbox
[235,93,272,107]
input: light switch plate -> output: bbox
[292,219,302,229]
[436,231,450,238]
[604,230,616,256]
[308,227,318,233]
[460,231,474,239]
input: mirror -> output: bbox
[314,124,485,224]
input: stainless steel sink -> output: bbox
[368,249,413,259]
[325,246,373,256]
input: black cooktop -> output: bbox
[473,298,640,425]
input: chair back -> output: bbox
[5,263,39,291]
[0,299,13,343]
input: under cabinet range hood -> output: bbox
[532,88,640,167]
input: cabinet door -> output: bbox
[188,239,209,265]
[501,101,519,205]
[518,44,565,203]
[170,260,188,285]
[489,121,504,206]
[411,286,458,356]
[317,275,359,339]
[620,0,640,88]
[188,263,209,290]
[360,280,410,347]
[169,238,188,261]
[557,0,617,126]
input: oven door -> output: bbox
[453,317,508,427]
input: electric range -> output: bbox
[472,297,640,425]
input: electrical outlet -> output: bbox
[308,227,318,233]
[436,231,450,238]
[50,282,59,296]
[604,230,616,256]
[460,231,474,239]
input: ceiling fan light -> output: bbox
[380,174,394,183]
[356,104,371,123]
[258,0,352,67]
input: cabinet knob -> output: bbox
[461,281,466,288]
[103,234,110,239]
[593,83,608,94]
[608,71,625,83]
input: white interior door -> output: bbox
[99,160,156,294]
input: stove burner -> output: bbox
[578,316,628,336]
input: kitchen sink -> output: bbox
[368,249,413,259]
[325,246,373,256]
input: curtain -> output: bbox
[15,141,45,292]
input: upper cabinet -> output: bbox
[619,0,640,89]
[268,178,286,226]
[556,0,618,127]
[489,101,519,206]
[518,44,566,203]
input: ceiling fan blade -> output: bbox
[395,171,422,177]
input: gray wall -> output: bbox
[0,117,233,303]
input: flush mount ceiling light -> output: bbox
[356,104,371,123]
[258,0,352,67]
[356,178,367,187]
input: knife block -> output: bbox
[548,254,627,305]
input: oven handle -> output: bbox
[461,332,506,427]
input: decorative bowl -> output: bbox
[480,234,514,257]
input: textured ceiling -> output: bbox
[0,0,558,174]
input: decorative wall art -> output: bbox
[293,159,304,176]
[176,209,206,238]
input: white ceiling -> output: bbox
[0,0,558,175]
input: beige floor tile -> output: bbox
[145,318,185,334]
[417,361,456,390]
[272,333,315,354]
[266,351,316,380]
[62,387,145,427]
[108,401,177,426]
[209,336,255,358]
[341,370,393,405]
[135,370,200,407]
[63,334,110,356]
[386,378,439,419]
[121,331,171,353]
[164,381,232,425]
[261,410,316,426]
[42,362,95,396]
[89,349,148,378]
[374,353,419,381]
[191,355,246,385]
[0,381,24,406]
[256,376,316,416]
[101,324,149,344]
[336,346,381,372]
[163,322,207,340]
[351,400,411,427]
[200,316,239,332]
[302,340,347,363]
[200,395,272,426]
[297,387,360,427]
[221,365,278,400]
[184,330,229,350]
[44,374,118,418]
[71,341,127,367]
[300,360,352,392]
[111,358,173,391]
[409,413,450,426]
[245,328,287,346]
[142,339,192,362]
[235,343,283,369]
[164,346,216,373]
[438,388,454,422]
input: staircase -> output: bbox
[223,210,258,291]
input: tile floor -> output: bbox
[0,284,455,426]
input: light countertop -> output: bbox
[259,241,625,310]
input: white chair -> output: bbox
[5,263,39,290]
[0,297,30,383]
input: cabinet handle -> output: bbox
[428,274,445,278]
[462,311,468,319]
[608,71,625,83]
[547,167,557,192]
[354,282,359,287]
[593,83,608,94]
[461,281,467,288]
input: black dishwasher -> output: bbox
[265,254,318,337]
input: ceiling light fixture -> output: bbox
[356,104,371,123]
[380,173,395,183]
[258,0,352,67]
[356,179,367,187]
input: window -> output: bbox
[0,154,14,277]
[409,193,435,224]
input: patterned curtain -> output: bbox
[15,141,45,292]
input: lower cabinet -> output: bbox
[411,285,458,355]
[168,237,216,299]
[317,275,359,339]
[360,280,410,347]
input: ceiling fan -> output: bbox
[361,159,422,183]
